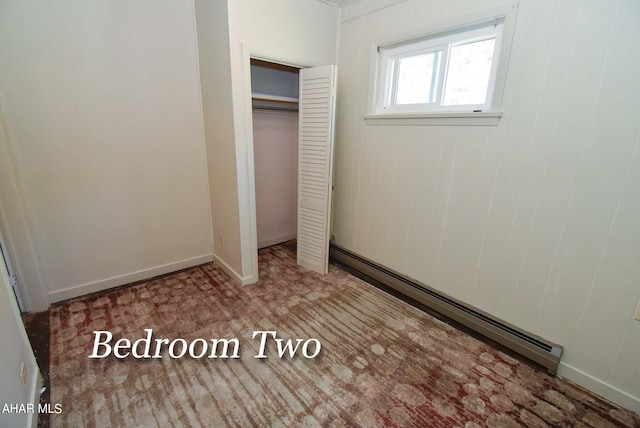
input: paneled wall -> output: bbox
[333,0,640,410]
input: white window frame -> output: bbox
[366,5,518,126]
[377,22,503,114]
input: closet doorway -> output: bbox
[250,59,300,250]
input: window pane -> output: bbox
[443,38,495,106]
[395,52,439,105]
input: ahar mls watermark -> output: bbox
[2,403,62,415]
[88,329,322,360]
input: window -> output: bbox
[375,18,505,115]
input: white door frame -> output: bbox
[0,227,24,311]
[0,106,49,312]
[240,44,306,281]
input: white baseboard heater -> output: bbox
[329,243,563,375]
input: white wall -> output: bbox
[253,110,298,249]
[197,0,339,283]
[0,0,213,303]
[334,0,640,412]
[229,0,339,67]
[0,256,41,428]
[194,0,243,281]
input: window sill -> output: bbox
[364,111,502,126]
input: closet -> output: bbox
[251,59,300,249]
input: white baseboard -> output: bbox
[258,232,296,250]
[48,254,213,302]
[558,362,640,414]
[212,253,256,286]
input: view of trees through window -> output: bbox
[378,19,504,113]
[393,37,496,107]
[396,52,440,105]
[443,38,495,105]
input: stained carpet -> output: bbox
[50,244,639,427]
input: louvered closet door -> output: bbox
[297,65,337,274]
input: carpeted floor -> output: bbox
[23,310,51,428]
[49,244,639,427]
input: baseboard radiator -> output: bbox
[329,244,563,375]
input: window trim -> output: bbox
[367,4,518,125]
[364,111,502,127]
[377,23,503,114]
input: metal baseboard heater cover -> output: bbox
[329,244,563,375]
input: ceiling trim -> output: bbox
[316,0,359,7]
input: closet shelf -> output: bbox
[251,93,299,104]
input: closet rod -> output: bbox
[251,93,298,103]
[252,105,298,112]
